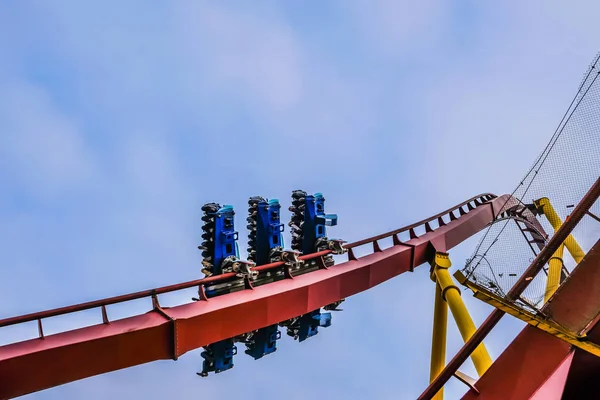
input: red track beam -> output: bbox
[0,194,497,330]
[0,250,333,329]
[0,194,504,399]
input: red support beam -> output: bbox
[419,177,600,400]
[528,351,574,400]
[562,348,600,397]
[460,327,572,400]
[462,239,600,399]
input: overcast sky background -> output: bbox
[1,1,599,399]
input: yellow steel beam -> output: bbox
[535,197,585,263]
[431,252,493,377]
[544,244,565,303]
[430,280,448,400]
[455,270,600,357]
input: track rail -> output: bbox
[0,193,505,399]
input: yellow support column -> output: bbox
[535,197,585,263]
[430,277,448,400]
[431,252,493,377]
[544,244,565,303]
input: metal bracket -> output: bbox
[453,370,479,393]
[270,248,303,268]
[222,256,257,280]
[316,237,347,255]
[455,270,600,358]
[323,299,344,311]
[316,213,338,227]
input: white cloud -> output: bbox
[0,80,95,198]
[170,1,380,166]
[174,2,304,112]
[0,1,599,399]
[340,0,450,59]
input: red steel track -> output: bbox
[0,193,510,399]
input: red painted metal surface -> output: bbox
[418,309,505,400]
[562,348,600,398]
[0,193,501,399]
[459,247,600,400]
[529,351,574,400]
[0,249,332,330]
[460,326,571,400]
[459,215,600,399]
[543,240,600,335]
[419,177,600,400]
[559,242,600,398]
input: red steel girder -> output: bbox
[529,350,574,400]
[420,177,600,400]
[460,240,600,398]
[543,240,600,338]
[559,240,600,399]
[0,193,505,399]
[460,326,572,400]
[561,349,600,398]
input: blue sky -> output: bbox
[1,1,599,399]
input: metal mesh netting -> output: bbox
[462,53,600,312]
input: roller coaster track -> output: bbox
[0,193,523,399]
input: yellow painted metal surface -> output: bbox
[430,282,448,400]
[431,252,493,377]
[535,197,585,263]
[455,270,600,358]
[544,244,565,303]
